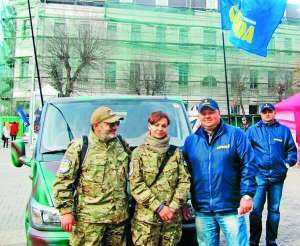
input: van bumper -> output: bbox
[28,226,69,246]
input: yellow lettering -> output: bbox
[242,25,255,44]
[216,144,231,150]
[232,16,246,39]
[231,9,255,44]
[229,5,239,23]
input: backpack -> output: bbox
[72,134,129,196]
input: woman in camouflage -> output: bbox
[129,111,190,246]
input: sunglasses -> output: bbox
[105,121,120,128]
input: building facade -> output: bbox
[1,0,300,116]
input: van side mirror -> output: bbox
[11,140,31,167]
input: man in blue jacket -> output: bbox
[183,98,257,246]
[247,103,297,246]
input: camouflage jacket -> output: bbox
[53,131,130,224]
[129,145,190,224]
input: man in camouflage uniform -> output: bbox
[53,106,130,246]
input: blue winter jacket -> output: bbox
[246,120,297,182]
[183,121,257,213]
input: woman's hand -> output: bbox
[181,204,192,221]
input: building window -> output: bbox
[131,24,141,42]
[204,29,216,44]
[191,0,206,8]
[20,57,29,78]
[268,71,276,88]
[107,22,117,40]
[179,27,188,45]
[129,63,140,89]
[249,105,258,114]
[134,0,155,5]
[54,22,65,36]
[79,67,89,83]
[169,0,187,7]
[178,63,188,85]
[268,38,275,55]
[284,37,292,55]
[250,70,258,89]
[79,23,90,33]
[203,29,216,61]
[156,26,166,44]
[202,76,217,87]
[22,19,31,39]
[155,63,166,83]
[231,68,240,89]
[231,104,240,115]
[105,62,116,89]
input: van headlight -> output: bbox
[30,199,61,230]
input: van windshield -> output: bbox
[40,99,190,154]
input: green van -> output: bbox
[11,96,196,246]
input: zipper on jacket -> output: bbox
[208,147,213,211]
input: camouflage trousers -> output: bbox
[70,220,126,246]
[131,219,182,246]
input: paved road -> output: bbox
[0,146,299,245]
[0,147,31,246]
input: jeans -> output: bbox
[195,212,248,246]
[250,176,284,245]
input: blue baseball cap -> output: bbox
[259,103,275,113]
[198,98,219,113]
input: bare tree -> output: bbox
[0,77,12,96]
[128,61,166,95]
[231,68,248,117]
[293,65,300,92]
[275,70,294,101]
[43,25,106,97]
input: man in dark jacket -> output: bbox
[183,98,257,246]
[247,103,297,246]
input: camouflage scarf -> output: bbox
[144,132,170,154]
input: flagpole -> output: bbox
[27,0,44,107]
[221,30,231,124]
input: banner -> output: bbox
[17,106,30,127]
[220,0,241,30]
[220,0,287,57]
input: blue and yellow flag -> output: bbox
[17,106,30,127]
[220,0,241,30]
[220,0,287,57]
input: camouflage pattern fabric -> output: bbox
[70,220,126,246]
[129,145,190,244]
[131,220,182,246]
[53,130,130,224]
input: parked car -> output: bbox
[11,96,197,246]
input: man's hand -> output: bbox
[181,204,192,221]
[60,213,75,232]
[238,196,253,215]
[158,206,175,222]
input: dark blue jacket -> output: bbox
[246,120,297,182]
[183,121,256,213]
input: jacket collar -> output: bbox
[195,119,226,140]
[256,119,279,127]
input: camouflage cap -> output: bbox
[90,106,124,124]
